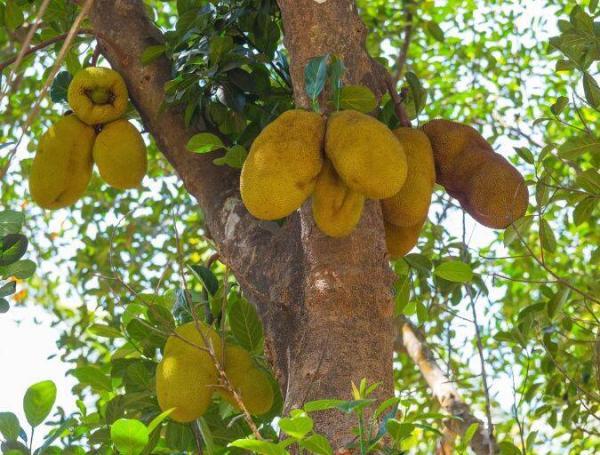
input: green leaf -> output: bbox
[539,219,556,252]
[299,434,332,455]
[303,399,346,413]
[147,408,174,434]
[0,280,16,297]
[405,72,427,117]
[5,0,24,31]
[229,439,288,455]
[573,197,595,225]
[0,234,27,266]
[0,259,36,279]
[339,85,377,113]
[0,210,24,237]
[278,415,313,439]
[110,418,149,455]
[213,145,247,169]
[434,260,473,283]
[141,45,166,65]
[0,298,9,313]
[189,265,219,295]
[498,440,522,455]
[71,366,113,392]
[186,133,224,154]
[550,96,568,115]
[304,55,329,106]
[328,56,345,110]
[227,294,263,352]
[386,420,415,442]
[50,71,73,104]
[88,324,123,339]
[209,35,234,64]
[0,412,21,441]
[583,73,600,108]
[558,135,600,160]
[576,169,600,193]
[403,253,432,273]
[515,147,535,165]
[547,287,570,319]
[23,380,57,427]
[461,422,479,447]
[590,0,599,13]
[426,21,445,42]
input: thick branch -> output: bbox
[396,317,499,455]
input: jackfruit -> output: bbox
[325,110,407,199]
[217,344,274,416]
[312,160,365,237]
[422,119,528,228]
[240,110,325,220]
[93,119,147,189]
[384,219,425,259]
[29,115,95,209]
[382,128,435,227]
[67,67,129,125]
[164,321,223,361]
[156,354,217,423]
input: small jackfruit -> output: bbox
[422,119,528,228]
[67,67,129,125]
[93,119,147,189]
[217,344,274,416]
[325,110,407,199]
[382,128,435,227]
[240,110,325,220]
[156,354,217,423]
[312,160,365,237]
[384,219,425,259]
[29,115,95,209]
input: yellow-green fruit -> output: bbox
[325,110,407,199]
[312,160,365,237]
[67,67,128,125]
[384,220,425,259]
[240,110,325,220]
[93,119,147,189]
[29,115,95,209]
[164,321,223,361]
[382,128,435,227]
[218,345,274,416]
[156,354,217,423]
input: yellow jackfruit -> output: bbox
[240,110,325,220]
[382,128,435,227]
[67,67,129,125]
[93,119,147,189]
[164,321,223,361]
[156,354,217,423]
[312,160,365,237]
[384,219,425,259]
[29,115,95,209]
[325,110,407,199]
[422,119,528,228]
[217,344,274,416]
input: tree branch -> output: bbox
[395,317,499,455]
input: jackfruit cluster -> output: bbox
[240,109,408,238]
[156,321,274,423]
[422,120,528,229]
[29,67,147,209]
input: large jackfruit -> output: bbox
[384,219,425,259]
[422,119,528,228]
[93,119,147,189]
[240,110,325,220]
[67,67,129,125]
[156,354,217,423]
[29,115,95,209]
[382,128,435,227]
[217,344,274,416]
[325,110,407,199]
[312,160,365,237]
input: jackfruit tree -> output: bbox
[0,1,599,455]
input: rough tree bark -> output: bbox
[90,0,395,448]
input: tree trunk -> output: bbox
[89,0,395,448]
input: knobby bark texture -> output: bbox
[90,0,395,447]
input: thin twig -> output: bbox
[394,0,414,83]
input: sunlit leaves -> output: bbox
[23,380,56,428]
[110,419,149,455]
[339,85,377,113]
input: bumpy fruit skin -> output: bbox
[29,115,95,209]
[67,67,128,125]
[156,355,217,423]
[93,119,147,189]
[382,128,435,227]
[384,219,425,259]
[164,321,222,360]
[312,160,365,237]
[240,110,325,220]
[422,119,528,228]
[325,110,407,199]
[218,345,274,416]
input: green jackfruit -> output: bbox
[164,321,223,361]
[325,110,407,199]
[67,67,129,125]
[93,119,147,189]
[240,110,325,220]
[384,219,425,259]
[312,160,365,237]
[382,128,435,227]
[29,115,95,209]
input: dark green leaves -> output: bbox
[583,73,600,107]
[50,71,72,103]
[23,380,56,427]
[0,412,21,441]
[71,366,113,392]
[304,55,329,110]
[404,72,427,118]
[0,210,24,237]
[0,234,27,266]
[141,45,166,65]
[228,294,263,352]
